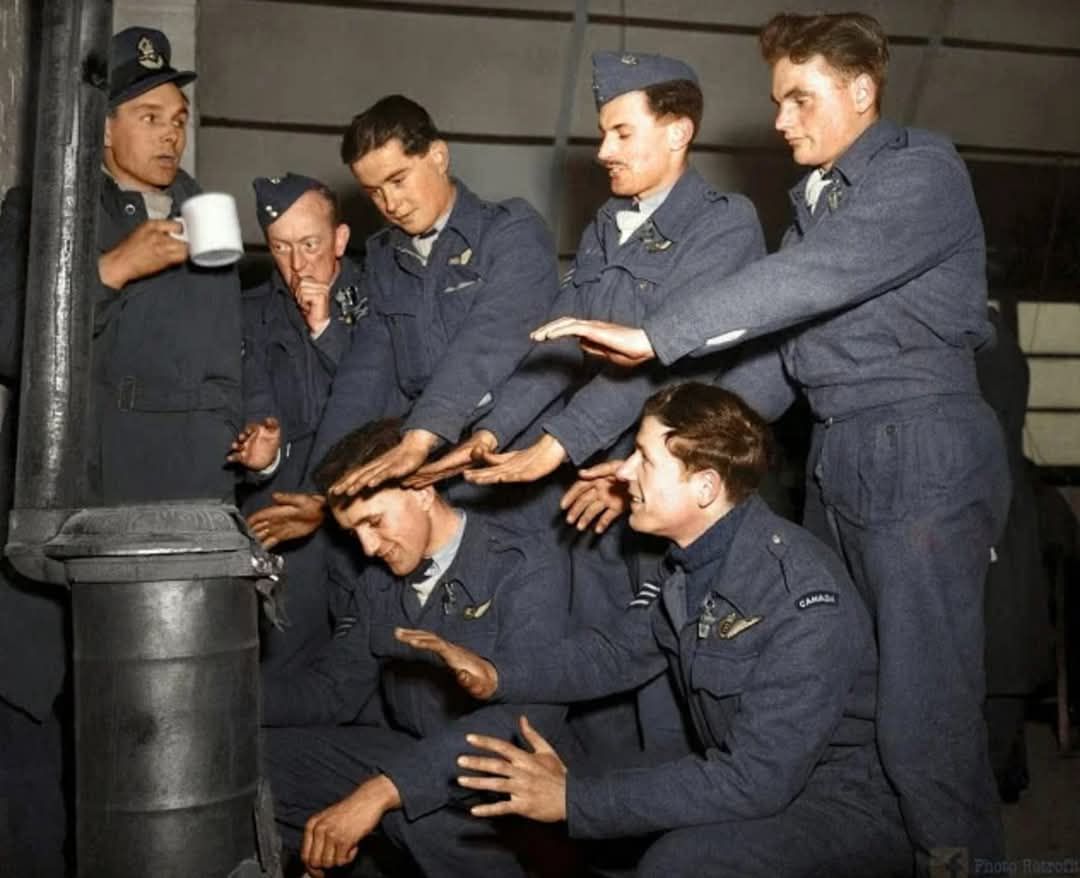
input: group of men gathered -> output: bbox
[1,10,1015,878]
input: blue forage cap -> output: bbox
[252,173,327,230]
[591,51,699,110]
[109,27,196,108]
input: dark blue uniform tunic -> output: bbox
[635,120,1011,867]
[495,495,911,877]
[241,253,364,670]
[477,168,766,762]
[309,182,558,465]
[305,180,562,533]
[241,252,362,504]
[92,170,243,504]
[263,515,570,877]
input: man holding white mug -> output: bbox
[93,26,243,503]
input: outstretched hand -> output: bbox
[463,433,567,486]
[457,715,568,822]
[394,627,499,700]
[403,430,499,489]
[227,417,282,471]
[330,429,439,497]
[246,491,325,549]
[560,459,628,534]
[530,317,655,369]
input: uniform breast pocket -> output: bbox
[438,269,485,330]
[690,651,757,746]
[437,607,499,656]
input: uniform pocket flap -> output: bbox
[690,651,757,696]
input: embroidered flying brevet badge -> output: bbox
[449,247,472,266]
[715,612,763,639]
[795,591,839,611]
[463,599,492,620]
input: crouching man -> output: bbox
[262,417,570,877]
[399,383,913,877]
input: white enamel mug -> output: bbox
[174,192,244,267]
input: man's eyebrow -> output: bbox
[773,87,811,105]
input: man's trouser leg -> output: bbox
[634,751,911,878]
[264,725,542,877]
[810,396,1010,872]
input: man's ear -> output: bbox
[694,468,723,509]
[429,139,450,175]
[104,114,113,149]
[666,116,694,153]
[852,72,877,115]
[334,223,351,258]
[413,484,436,512]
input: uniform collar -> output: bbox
[666,494,773,616]
[669,496,752,575]
[599,166,705,245]
[647,166,710,243]
[388,177,485,254]
[101,166,200,207]
[789,118,904,200]
[438,511,497,607]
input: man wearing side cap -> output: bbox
[410,53,766,765]
[526,13,1011,870]
[232,173,366,505]
[246,95,561,549]
[94,27,242,503]
[231,173,366,670]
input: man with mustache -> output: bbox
[410,52,766,764]
[94,26,242,503]
[526,12,1011,871]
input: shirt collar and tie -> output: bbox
[614,183,675,245]
[407,509,467,607]
[412,191,457,260]
[804,167,836,214]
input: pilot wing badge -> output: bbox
[716,612,763,640]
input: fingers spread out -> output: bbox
[464,733,526,762]
[394,627,445,654]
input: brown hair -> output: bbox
[643,79,704,143]
[642,383,771,504]
[340,94,440,165]
[759,12,889,109]
[312,418,403,504]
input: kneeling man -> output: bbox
[400,384,912,878]
[263,418,570,876]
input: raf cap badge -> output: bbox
[136,36,165,70]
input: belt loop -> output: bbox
[117,376,136,412]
